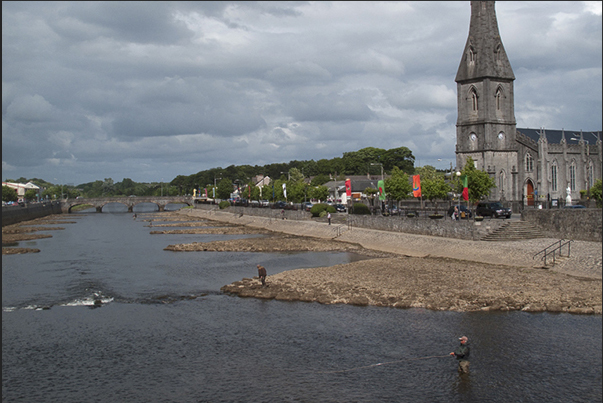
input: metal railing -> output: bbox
[533,239,571,266]
[332,224,346,237]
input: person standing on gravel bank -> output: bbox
[450,336,470,374]
[257,264,267,286]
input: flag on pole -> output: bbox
[378,180,386,201]
[461,175,469,201]
[412,175,421,197]
[282,183,287,199]
[204,188,207,197]
[345,178,351,196]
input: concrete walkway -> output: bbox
[180,208,602,280]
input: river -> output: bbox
[2,204,601,403]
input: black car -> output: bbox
[272,201,288,209]
[335,204,347,212]
[476,202,512,218]
[447,205,472,219]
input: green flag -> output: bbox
[378,180,386,200]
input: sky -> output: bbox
[2,1,602,186]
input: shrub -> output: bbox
[351,203,370,215]
[310,203,327,217]
[219,200,230,209]
[310,203,336,217]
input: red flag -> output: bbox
[413,175,421,198]
[345,179,352,196]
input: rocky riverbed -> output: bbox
[153,210,602,314]
[2,215,79,255]
[221,256,601,314]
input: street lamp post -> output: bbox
[280,171,290,181]
[369,163,384,181]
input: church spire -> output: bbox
[455,1,515,83]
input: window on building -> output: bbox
[588,162,594,188]
[551,164,557,192]
[468,47,475,65]
[495,45,502,63]
[469,88,478,112]
[525,153,533,172]
[570,164,576,191]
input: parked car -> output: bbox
[475,202,512,218]
[335,204,347,212]
[249,200,260,207]
[272,201,288,209]
[447,205,473,219]
[260,200,270,207]
[301,202,313,211]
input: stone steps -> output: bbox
[481,221,549,241]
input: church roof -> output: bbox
[517,128,601,145]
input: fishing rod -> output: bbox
[306,355,451,374]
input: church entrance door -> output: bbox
[526,180,534,206]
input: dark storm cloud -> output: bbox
[2,1,601,185]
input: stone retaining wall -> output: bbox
[194,204,505,240]
[2,202,63,226]
[521,209,602,242]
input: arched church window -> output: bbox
[551,163,558,192]
[525,153,534,172]
[495,87,503,110]
[495,44,502,63]
[469,87,478,111]
[569,163,576,191]
[588,161,594,188]
[468,47,476,65]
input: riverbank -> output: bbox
[170,209,601,314]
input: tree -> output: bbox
[2,185,18,202]
[311,174,330,186]
[421,177,450,213]
[591,179,602,207]
[216,178,232,200]
[309,185,329,202]
[455,157,496,205]
[384,166,412,206]
[24,189,38,201]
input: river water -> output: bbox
[2,204,601,403]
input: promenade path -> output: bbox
[179,208,602,280]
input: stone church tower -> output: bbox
[455,1,518,202]
[455,1,601,209]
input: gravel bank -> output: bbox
[173,209,602,314]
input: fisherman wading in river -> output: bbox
[450,336,470,374]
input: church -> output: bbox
[455,1,601,210]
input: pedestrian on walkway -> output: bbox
[450,336,470,374]
[327,212,332,225]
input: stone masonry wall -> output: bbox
[2,202,63,226]
[521,209,602,242]
[195,204,506,241]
